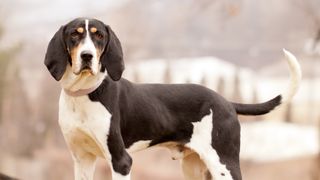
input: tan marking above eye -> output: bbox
[90,27,97,33]
[77,27,84,33]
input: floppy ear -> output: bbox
[44,26,69,81]
[101,25,124,81]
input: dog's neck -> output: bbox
[60,65,106,97]
[63,82,101,97]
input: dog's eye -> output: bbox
[94,32,104,40]
[71,31,80,39]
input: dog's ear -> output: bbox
[44,26,69,81]
[101,25,124,81]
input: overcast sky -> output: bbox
[1,0,317,68]
[1,0,127,45]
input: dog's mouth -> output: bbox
[74,66,94,75]
[81,65,91,71]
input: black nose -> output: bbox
[81,51,93,61]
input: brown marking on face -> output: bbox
[90,27,97,33]
[96,48,103,61]
[70,46,81,70]
[77,27,84,33]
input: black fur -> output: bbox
[89,78,214,148]
[86,56,282,180]
[89,77,245,179]
[87,75,283,178]
[44,18,124,82]
[46,18,285,180]
[232,95,282,115]
[44,26,69,81]
[101,25,124,81]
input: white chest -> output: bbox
[59,91,112,159]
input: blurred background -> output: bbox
[0,0,319,179]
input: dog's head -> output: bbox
[44,18,124,82]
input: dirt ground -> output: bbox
[1,146,318,180]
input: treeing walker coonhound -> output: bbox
[44,18,301,180]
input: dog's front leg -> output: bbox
[71,149,97,180]
[107,117,132,180]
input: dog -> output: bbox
[44,18,301,180]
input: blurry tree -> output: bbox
[163,62,172,83]
[250,84,259,121]
[293,2,320,177]
[0,24,3,37]
[0,22,37,156]
[200,75,208,87]
[185,77,191,84]
[231,68,242,102]
[318,116,320,180]
[294,0,320,32]
[216,75,226,97]
[1,62,34,156]
[285,103,293,123]
[133,70,141,83]
[113,0,242,61]
[252,84,258,104]
[0,25,21,123]
[0,25,6,122]
[38,76,63,146]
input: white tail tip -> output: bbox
[281,49,302,103]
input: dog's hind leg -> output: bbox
[210,114,242,180]
[185,110,237,180]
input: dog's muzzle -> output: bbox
[80,50,93,73]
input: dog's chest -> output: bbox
[59,91,111,158]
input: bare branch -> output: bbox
[294,0,320,28]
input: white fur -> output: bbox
[73,153,97,180]
[185,110,233,180]
[281,49,302,104]
[58,19,134,180]
[126,140,151,153]
[59,91,112,180]
[59,91,134,180]
[60,64,106,92]
[112,172,131,180]
[61,19,106,92]
[73,19,100,75]
[127,140,192,160]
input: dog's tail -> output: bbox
[232,49,302,116]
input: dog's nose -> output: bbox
[81,51,93,61]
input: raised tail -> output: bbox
[233,49,302,116]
